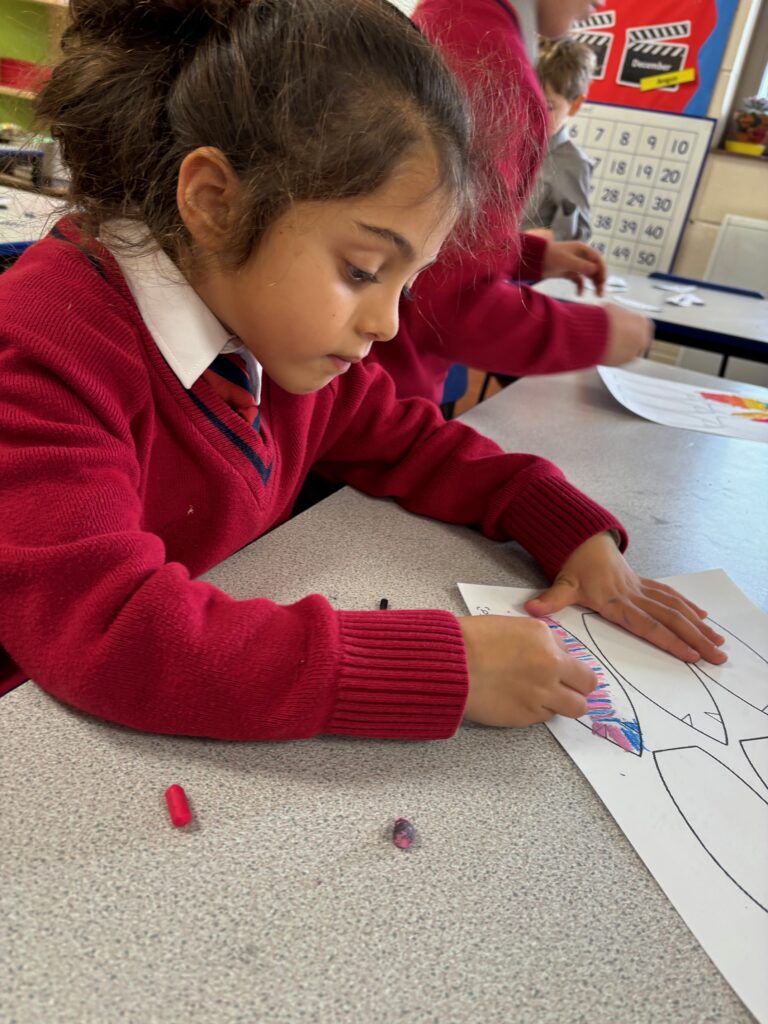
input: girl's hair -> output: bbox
[37,0,481,266]
[537,37,597,103]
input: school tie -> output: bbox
[202,352,259,427]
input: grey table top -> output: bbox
[3,361,766,1024]
[534,272,768,349]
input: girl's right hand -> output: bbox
[458,615,596,727]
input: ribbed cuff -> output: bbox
[327,610,468,739]
[505,472,628,580]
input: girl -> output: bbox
[368,0,653,404]
[0,0,724,742]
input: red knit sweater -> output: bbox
[0,225,625,740]
[367,0,610,403]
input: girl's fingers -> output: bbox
[544,684,589,720]
[641,579,711,621]
[636,582,726,647]
[604,600,727,664]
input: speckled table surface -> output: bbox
[3,362,766,1024]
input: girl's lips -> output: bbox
[328,355,352,373]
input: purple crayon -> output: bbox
[392,817,416,849]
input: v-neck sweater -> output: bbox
[0,221,625,740]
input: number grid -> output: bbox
[568,103,714,274]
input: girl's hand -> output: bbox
[524,532,728,665]
[541,240,607,296]
[459,614,597,727]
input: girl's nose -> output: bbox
[358,291,400,344]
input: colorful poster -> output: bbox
[571,1,739,116]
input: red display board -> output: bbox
[571,1,738,117]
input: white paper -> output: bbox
[653,282,697,294]
[666,292,705,307]
[598,365,768,443]
[611,295,663,313]
[458,570,768,1024]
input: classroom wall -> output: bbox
[670,0,768,384]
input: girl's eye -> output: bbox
[346,263,378,285]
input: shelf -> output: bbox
[0,84,38,101]
[0,171,66,197]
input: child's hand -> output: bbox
[525,532,728,665]
[459,614,596,726]
[540,240,607,295]
[602,303,653,364]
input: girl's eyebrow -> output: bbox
[355,221,415,262]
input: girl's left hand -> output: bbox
[524,532,728,665]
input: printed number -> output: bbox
[626,191,646,207]
[637,251,657,266]
[596,214,613,230]
[601,188,620,203]
[592,240,607,254]
[652,196,673,212]
[476,606,490,615]
[619,219,638,234]
[619,131,631,146]
[610,159,627,175]
[671,138,690,155]
[592,155,603,169]
[612,246,631,261]
[569,125,578,138]
[646,134,657,150]
[635,163,654,180]
[660,167,681,184]
[644,224,664,240]
[595,126,605,140]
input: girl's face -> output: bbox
[194,152,455,395]
[537,0,603,39]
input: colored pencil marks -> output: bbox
[583,614,727,745]
[694,620,768,716]
[654,746,768,913]
[699,391,768,424]
[544,617,642,755]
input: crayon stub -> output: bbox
[392,817,416,849]
[164,784,193,827]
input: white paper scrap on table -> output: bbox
[457,569,768,1024]
[611,294,662,313]
[666,292,705,307]
[653,282,697,293]
[598,365,768,443]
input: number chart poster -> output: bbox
[571,1,739,117]
[569,102,714,274]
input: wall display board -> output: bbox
[568,102,715,274]
[570,2,739,116]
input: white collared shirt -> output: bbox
[102,221,263,404]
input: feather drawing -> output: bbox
[741,738,768,792]
[544,617,642,754]
[583,614,727,744]
[694,621,768,716]
[654,746,768,913]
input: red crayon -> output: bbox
[164,784,193,827]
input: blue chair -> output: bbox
[440,363,468,419]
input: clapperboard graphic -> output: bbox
[571,10,615,80]
[619,21,691,90]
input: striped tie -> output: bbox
[202,353,258,427]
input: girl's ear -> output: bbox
[177,147,241,254]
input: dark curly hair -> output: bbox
[37,0,484,267]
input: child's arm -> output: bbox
[314,365,726,668]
